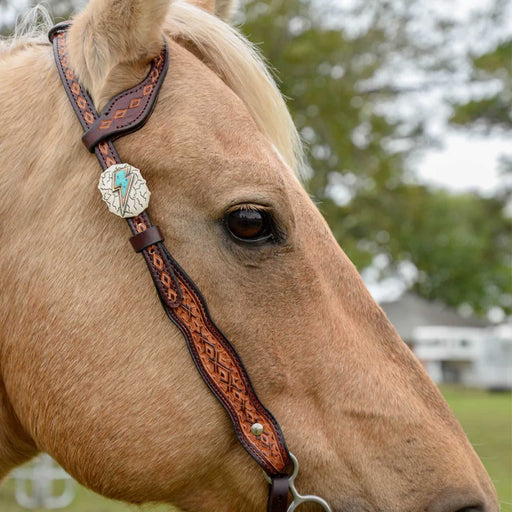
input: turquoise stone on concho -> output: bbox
[98,163,150,218]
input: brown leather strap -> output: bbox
[130,225,164,253]
[267,476,290,512]
[81,53,169,151]
[48,21,71,42]
[51,24,292,480]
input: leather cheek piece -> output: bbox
[51,22,292,482]
[130,225,164,252]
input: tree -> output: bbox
[447,3,512,317]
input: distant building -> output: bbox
[380,294,512,389]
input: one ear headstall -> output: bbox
[50,22,294,512]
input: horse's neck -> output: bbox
[0,47,53,476]
[0,44,88,223]
[1,47,45,208]
[0,43,91,319]
[0,374,38,480]
[0,43,94,479]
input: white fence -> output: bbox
[10,454,75,509]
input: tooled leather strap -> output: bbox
[50,23,292,500]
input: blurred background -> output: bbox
[1,0,511,510]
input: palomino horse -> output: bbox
[0,0,499,511]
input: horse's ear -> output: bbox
[188,0,236,21]
[67,0,172,109]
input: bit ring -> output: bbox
[265,453,332,512]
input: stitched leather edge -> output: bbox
[81,47,169,151]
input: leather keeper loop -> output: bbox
[130,225,164,252]
[267,476,289,512]
[82,129,109,152]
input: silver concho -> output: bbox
[98,163,150,218]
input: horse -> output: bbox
[0,0,499,511]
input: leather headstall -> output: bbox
[49,22,292,511]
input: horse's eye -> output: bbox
[225,208,272,242]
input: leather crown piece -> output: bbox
[50,22,292,511]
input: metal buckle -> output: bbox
[266,453,332,511]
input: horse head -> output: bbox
[0,0,499,510]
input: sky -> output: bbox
[387,0,511,196]
[416,132,507,195]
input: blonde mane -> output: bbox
[167,1,303,175]
[0,5,52,54]
[1,2,304,176]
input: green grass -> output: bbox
[0,386,510,511]
[440,385,512,511]
[0,479,173,512]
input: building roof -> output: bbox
[380,293,490,341]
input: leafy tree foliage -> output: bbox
[451,21,512,133]
[238,0,414,197]
[240,0,511,317]
[339,185,512,315]
[447,6,512,316]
